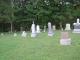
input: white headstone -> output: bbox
[36,25,40,33]
[31,21,36,37]
[73,18,80,33]
[48,22,54,36]
[21,31,27,37]
[77,18,80,23]
[14,33,17,37]
[60,32,71,45]
[53,25,56,30]
[43,26,46,32]
[65,24,71,30]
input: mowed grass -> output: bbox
[0,31,80,60]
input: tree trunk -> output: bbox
[10,22,13,33]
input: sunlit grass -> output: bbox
[0,31,80,60]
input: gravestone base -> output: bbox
[65,29,71,31]
[73,29,80,33]
[60,38,71,45]
[21,31,27,37]
[53,25,56,30]
[31,33,36,37]
[48,33,54,36]
[65,24,71,31]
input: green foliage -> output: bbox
[0,0,80,31]
[0,31,80,60]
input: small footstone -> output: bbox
[65,24,71,30]
[43,26,46,32]
[53,25,56,30]
[36,25,40,33]
[31,21,36,37]
[73,18,80,33]
[21,31,27,37]
[14,33,17,37]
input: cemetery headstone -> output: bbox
[21,31,27,37]
[31,21,36,37]
[14,33,17,37]
[36,25,40,33]
[65,24,71,30]
[73,18,80,33]
[60,32,71,45]
[53,25,56,30]
[43,26,46,32]
[48,22,54,36]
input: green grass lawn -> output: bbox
[0,31,80,60]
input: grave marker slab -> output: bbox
[65,24,71,30]
[21,31,27,37]
[31,21,36,37]
[14,33,17,37]
[60,32,71,45]
[48,22,54,36]
[43,26,46,32]
[53,25,56,30]
[73,18,80,33]
[36,25,40,33]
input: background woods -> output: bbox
[0,0,80,32]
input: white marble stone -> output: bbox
[14,33,17,37]
[31,21,36,37]
[73,18,80,33]
[65,24,71,30]
[21,31,27,37]
[36,25,40,33]
[48,22,54,36]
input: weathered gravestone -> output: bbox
[65,24,71,30]
[36,25,40,33]
[43,26,46,32]
[60,32,71,45]
[31,21,36,37]
[21,31,27,37]
[48,22,54,36]
[73,18,80,33]
[14,33,17,37]
[53,25,56,30]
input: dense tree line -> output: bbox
[0,0,80,32]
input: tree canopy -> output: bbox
[0,0,80,31]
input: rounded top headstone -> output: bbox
[48,22,51,24]
[77,18,80,23]
[21,31,27,37]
